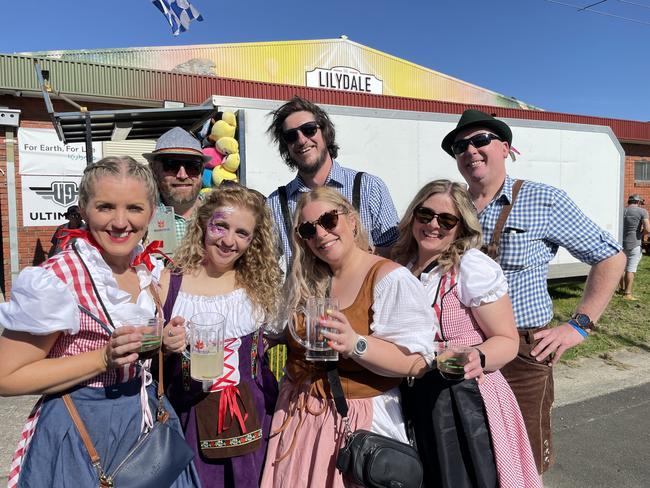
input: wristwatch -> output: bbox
[352,335,368,358]
[570,313,595,331]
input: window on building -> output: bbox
[635,161,650,182]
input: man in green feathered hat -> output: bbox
[442,109,625,474]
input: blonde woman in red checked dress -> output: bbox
[0,157,199,487]
[393,180,541,488]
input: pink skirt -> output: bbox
[260,377,373,488]
[479,370,542,488]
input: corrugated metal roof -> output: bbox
[2,53,650,144]
[21,38,541,111]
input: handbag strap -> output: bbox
[486,179,523,259]
[326,364,349,418]
[62,394,108,483]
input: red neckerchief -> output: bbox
[56,228,103,253]
[131,240,174,271]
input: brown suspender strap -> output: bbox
[486,179,524,260]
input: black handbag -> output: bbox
[63,351,194,487]
[328,367,423,488]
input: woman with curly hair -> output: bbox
[261,186,436,487]
[393,180,541,488]
[161,185,282,487]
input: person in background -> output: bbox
[48,204,84,257]
[266,96,399,266]
[143,127,211,252]
[393,179,540,487]
[441,109,625,473]
[261,187,435,487]
[619,194,650,300]
[0,156,198,487]
[161,186,282,487]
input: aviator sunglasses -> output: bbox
[451,133,502,155]
[158,158,203,177]
[282,121,320,144]
[296,209,349,240]
[413,206,460,230]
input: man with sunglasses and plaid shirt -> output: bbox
[144,127,211,252]
[442,109,625,475]
[266,96,399,266]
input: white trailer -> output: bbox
[209,95,624,279]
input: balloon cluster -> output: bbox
[201,111,240,193]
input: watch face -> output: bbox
[574,314,592,328]
[355,337,368,355]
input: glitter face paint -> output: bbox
[202,205,257,272]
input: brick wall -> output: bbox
[0,95,135,297]
[622,143,650,205]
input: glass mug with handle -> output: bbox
[189,312,225,381]
[288,297,340,361]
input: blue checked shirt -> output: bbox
[267,160,399,264]
[479,175,621,329]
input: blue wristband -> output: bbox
[569,320,588,338]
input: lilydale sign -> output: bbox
[306,66,383,94]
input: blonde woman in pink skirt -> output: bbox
[261,187,437,487]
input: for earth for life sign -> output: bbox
[17,127,102,175]
[17,127,102,226]
[306,66,383,94]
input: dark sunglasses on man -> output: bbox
[296,209,348,240]
[282,121,320,144]
[157,157,203,177]
[413,206,460,231]
[451,133,502,155]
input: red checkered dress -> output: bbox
[434,270,541,488]
[8,247,138,487]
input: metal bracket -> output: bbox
[0,108,20,127]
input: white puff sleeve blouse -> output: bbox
[0,240,163,335]
[370,266,437,358]
[419,248,508,308]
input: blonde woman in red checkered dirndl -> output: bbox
[0,156,199,487]
[393,180,541,488]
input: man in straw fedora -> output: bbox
[143,127,212,249]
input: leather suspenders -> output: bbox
[485,179,524,260]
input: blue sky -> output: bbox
[2,0,649,121]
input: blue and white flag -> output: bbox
[152,0,204,36]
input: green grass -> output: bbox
[549,254,650,364]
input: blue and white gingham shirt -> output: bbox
[479,175,621,329]
[267,160,399,264]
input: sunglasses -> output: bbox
[451,133,502,155]
[282,121,320,144]
[158,158,203,177]
[413,206,460,230]
[296,209,348,240]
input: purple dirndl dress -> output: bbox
[163,273,278,488]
